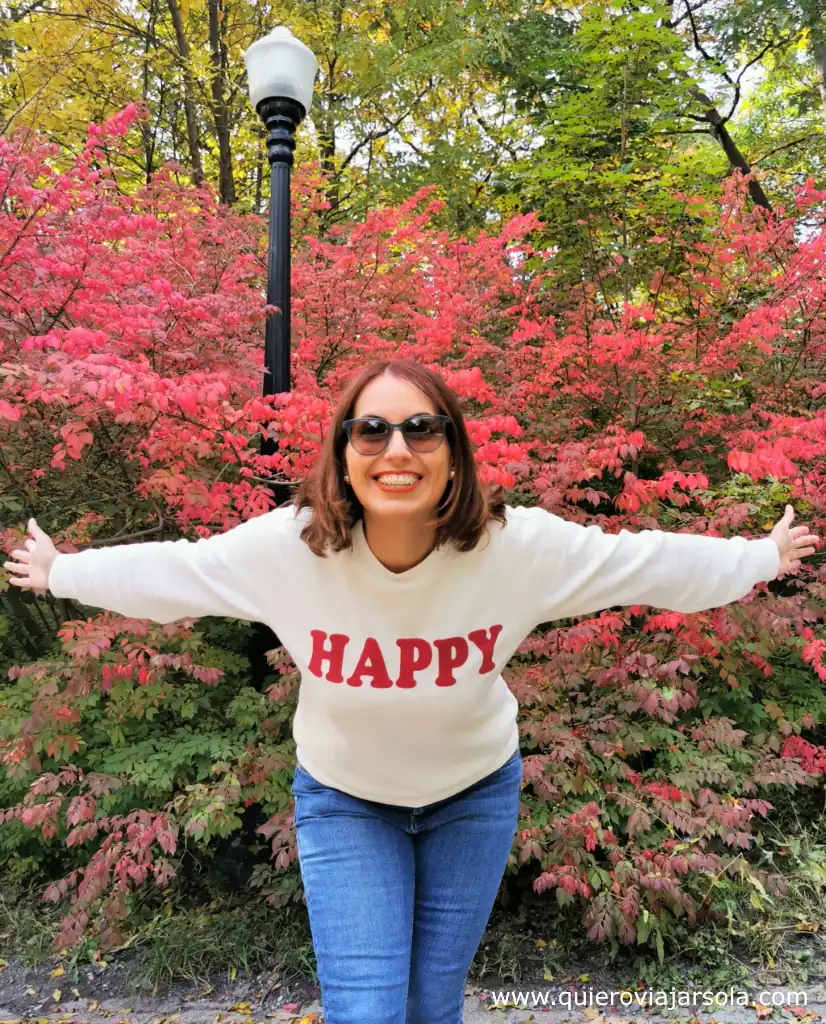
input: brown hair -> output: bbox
[293,359,508,556]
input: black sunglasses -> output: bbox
[342,414,451,455]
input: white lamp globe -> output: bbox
[244,27,317,115]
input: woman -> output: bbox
[4,358,819,1024]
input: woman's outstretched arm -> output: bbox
[3,512,291,625]
[516,505,819,623]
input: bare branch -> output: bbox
[752,136,812,165]
[337,83,431,174]
[685,0,735,89]
[664,0,714,29]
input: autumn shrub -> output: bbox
[1,104,825,961]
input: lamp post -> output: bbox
[244,26,317,476]
[241,27,317,700]
[207,29,316,890]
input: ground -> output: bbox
[2,947,826,1024]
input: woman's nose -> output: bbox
[385,428,412,456]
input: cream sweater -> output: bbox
[48,505,780,807]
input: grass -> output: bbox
[122,900,317,995]
[2,806,826,998]
[0,869,316,996]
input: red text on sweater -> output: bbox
[307,625,504,688]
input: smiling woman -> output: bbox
[294,359,508,572]
[4,356,816,1024]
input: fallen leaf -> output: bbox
[53,990,61,1002]
[50,966,65,978]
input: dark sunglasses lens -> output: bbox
[350,419,391,453]
[402,415,446,451]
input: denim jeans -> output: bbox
[290,747,523,1024]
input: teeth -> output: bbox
[376,474,420,485]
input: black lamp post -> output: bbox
[243,27,318,698]
[206,29,316,888]
[243,29,315,688]
[244,26,317,469]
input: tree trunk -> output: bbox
[318,0,345,219]
[689,87,772,211]
[254,149,263,215]
[140,0,159,185]
[807,13,826,130]
[317,109,340,215]
[165,0,204,186]
[207,0,236,205]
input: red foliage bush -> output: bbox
[1,104,825,954]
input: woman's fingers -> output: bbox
[3,521,53,593]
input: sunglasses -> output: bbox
[342,414,451,455]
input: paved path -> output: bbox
[2,982,826,1024]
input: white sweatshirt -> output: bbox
[47,505,780,807]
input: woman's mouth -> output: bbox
[373,473,422,492]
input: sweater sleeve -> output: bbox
[47,509,288,625]
[526,509,780,623]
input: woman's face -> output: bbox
[344,373,453,521]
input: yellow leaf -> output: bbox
[88,1001,99,1010]
[53,990,61,1002]
[26,987,37,996]
[50,966,64,978]
[72,988,80,997]
[579,973,590,982]
[534,938,547,947]
[229,966,237,981]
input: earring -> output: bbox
[344,474,350,483]
[449,469,455,478]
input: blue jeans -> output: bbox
[290,747,523,1024]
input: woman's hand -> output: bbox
[770,505,820,577]
[3,518,58,596]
